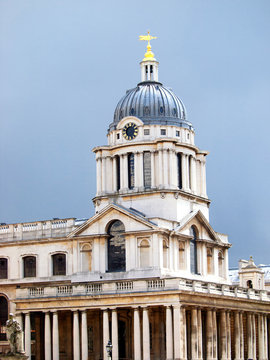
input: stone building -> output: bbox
[0,37,270,360]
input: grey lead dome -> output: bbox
[109,81,193,132]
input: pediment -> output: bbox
[68,204,157,238]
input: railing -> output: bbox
[57,285,73,295]
[86,283,102,293]
[29,287,44,296]
[147,279,164,290]
[116,281,133,291]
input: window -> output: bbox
[128,153,135,189]
[144,129,150,135]
[160,129,166,135]
[0,258,7,279]
[116,155,120,191]
[108,220,126,272]
[190,226,198,274]
[188,155,192,190]
[247,280,253,289]
[177,153,182,189]
[81,243,92,272]
[0,296,8,340]
[139,239,150,268]
[176,130,180,137]
[52,254,66,276]
[143,151,151,188]
[116,133,120,139]
[23,256,36,277]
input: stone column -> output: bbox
[158,149,163,188]
[150,151,155,188]
[173,305,181,360]
[81,310,88,360]
[166,306,173,360]
[212,309,217,360]
[170,149,178,188]
[112,156,117,191]
[220,310,227,360]
[52,311,59,360]
[198,309,203,360]
[206,309,213,359]
[191,308,198,360]
[201,160,207,197]
[101,156,106,193]
[138,152,144,189]
[25,312,31,359]
[96,156,101,194]
[234,312,241,360]
[142,307,150,360]
[190,156,197,193]
[163,149,169,188]
[226,312,231,360]
[247,313,253,360]
[73,310,80,360]
[239,312,244,360]
[112,309,119,360]
[264,315,268,360]
[45,312,52,360]
[134,307,141,360]
[103,309,110,360]
[180,306,187,360]
[181,154,187,191]
[252,314,257,360]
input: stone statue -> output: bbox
[5,313,24,355]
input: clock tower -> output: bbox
[93,34,209,222]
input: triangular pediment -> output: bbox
[68,204,157,238]
[174,210,224,243]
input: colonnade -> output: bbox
[96,149,207,197]
[17,306,269,360]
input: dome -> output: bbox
[109,81,193,132]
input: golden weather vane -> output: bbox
[139,31,157,61]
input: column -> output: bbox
[138,152,144,188]
[163,149,169,187]
[198,309,203,360]
[220,310,227,360]
[181,154,187,191]
[252,314,257,360]
[103,309,110,360]
[166,306,173,360]
[191,157,197,193]
[52,311,59,360]
[247,313,253,360]
[180,306,187,360]
[45,312,52,360]
[173,305,181,360]
[81,310,88,360]
[264,315,268,360]
[212,309,217,360]
[201,160,207,197]
[73,311,80,360]
[158,149,163,188]
[112,309,119,360]
[239,312,244,360]
[226,312,231,360]
[96,156,101,194]
[234,312,240,360]
[191,308,198,360]
[112,156,117,191]
[206,309,213,360]
[101,156,106,193]
[168,149,174,188]
[150,151,155,188]
[134,307,141,360]
[142,307,150,360]
[25,312,31,359]
[259,314,264,360]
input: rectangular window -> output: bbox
[177,153,182,189]
[23,256,36,278]
[0,258,7,279]
[143,151,151,188]
[116,133,120,139]
[128,153,135,189]
[144,129,150,135]
[88,325,94,352]
[176,130,180,137]
[52,254,66,276]
[161,129,166,135]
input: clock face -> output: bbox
[122,123,138,140]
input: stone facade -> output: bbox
[0,42,270,360]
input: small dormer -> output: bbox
[239,256,265,290]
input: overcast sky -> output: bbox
[0,0,269,266]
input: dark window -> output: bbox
[188,155,192,189]
[144,128,150,135]
[0,258,7,279]
[190,226,198,274]
[150,65,153,73]
[176,130,180,137]
[177,153,182,189]
[116,155,120,191]
[108,220,126,272]
[23,256,36,278]
[52,254,66,276]
[159,107,164,114]
[143,151,151,188]
[128,153,135,189]
[247,280,253,289]
[0,296,8,340]
[161,129,166,135]
[116,133,120,139]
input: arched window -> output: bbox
[177,153,182,189]
[247,280,253,289]
[218,251,224,278]
[143,151,151,188]
[81,243,92,272]
[139,239,150,268]
[128,153,135,189]
[23,256,36,278]
[52,253,66,276]
[0,258,8,279]
[163,240,169,268]
[0,296,8,340]
[207,248,213,274]
[108,221,126,272]
[190,226,198,274]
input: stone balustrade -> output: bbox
[16,277,270,301]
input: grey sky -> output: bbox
[0,0,269,266]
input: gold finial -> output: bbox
[139,31,157,61]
